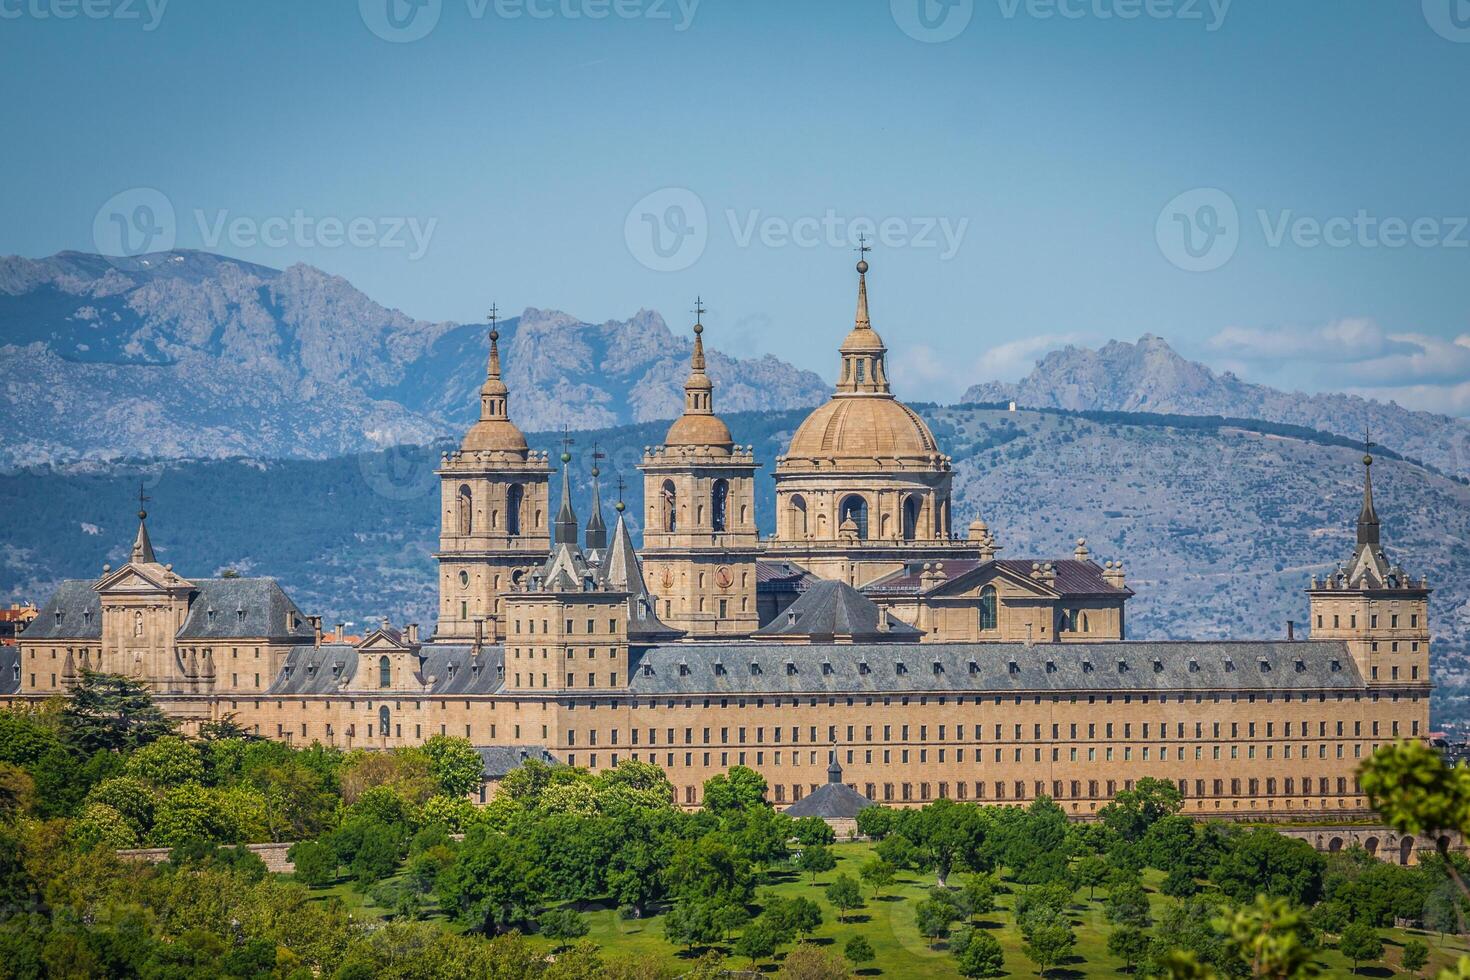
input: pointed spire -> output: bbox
[585,444,607,552]
[479,305,510,422]
[1357,428,1380,546]
[131,483,156,564]
[554,430,579,546]
[682,297,713,416]
[854,235,872,331]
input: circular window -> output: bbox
[458,570,470,588]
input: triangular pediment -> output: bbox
[357,629,416,655]
[927,561,1060,600]
[95,562,191,595]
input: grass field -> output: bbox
[308,841,1470,976]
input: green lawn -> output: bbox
[304,842,1470,976]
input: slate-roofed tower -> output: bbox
[1307,443,1432,705]
[434,310,553,644]
[638,301,761,637]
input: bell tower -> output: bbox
[434,307,552,644]
[1307,437,1432,693]
[638,301,760,636]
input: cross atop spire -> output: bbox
[1358,425,1380,546]
[614,474,627,513]
[131,482,156,564]
[853,237,872,331]
[692,295,705,325]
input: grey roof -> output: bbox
[599,512,682,642]
[475,744,559,779]
[757,560,820,593]
[20,581,101,639]
[268,643,505,696]
[753,579,921,641]
[785,782,874,819]
[864,558,1132,599]
[0,646,19,695]
[628,640,1362,696]
[176,579,316,641]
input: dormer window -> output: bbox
[642,663,654,677]
[1295,658,1307,673]
[1330,659,1342,672]
[821,660,833,676]
[678,661,690,677]
[1223,658,1235,672]
[859,661,871,675]
[785,661,797,676]
[968,659,980,675]
[1152,658,1163,673]
[895,661,908,675]
[1188,658,1199,673]
[1257,657,1271,672]
[332,660,344,677]
[1116,659,1127,673]
[1081,659,1093,673]
[1045,660,1057,674]
[1007,660,1019,674]
[714,661,726,677]
[750,661,761,676]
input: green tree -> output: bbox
[1100,777,1184,842]
[702,766,767,815]
[844,934,875,969]
[916,895,960,948]
[855,805,897,840]
[539,908,590,942]
[1401,938,1430,974]
[60,672,175,754]
[151,783,238,846]
[1219,895,1317,980]
[906,798,987,885]
[288,839,338,886]
[955,929,1005,978]
[963,872,998,920]
[1161,865,1200,898]
[421,735,485,798]
[1108,925,1150,974]
[1076,854,1109,899]
[1022,917,1076,978]
[860,857,896,899]
[86,776,155,837]
[667,834,754,907]
[1212,828,1325,906]
[1106,882,1152,928]
[435,826,545,934]
[1337,922,1382,975]
[733,920,779,967]
[124,735,204,787]
[825,873,862,921]
[799,844,837,882]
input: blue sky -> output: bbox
[2,0,1468,412]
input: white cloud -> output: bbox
[1207,319,1470,416]
[888,333,1089,402]
[974,333,1089,382]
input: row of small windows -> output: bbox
[788,494,925,541]
[660,479,733,533]
[1318,612,1419,629]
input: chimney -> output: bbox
[335,623,345,643]
[308,615,323,649]
[406,623,419,645]
[473,617,485,654]
[1287,620,1295,642]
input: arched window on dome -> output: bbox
[662,480,678,533]
[979,586,998,632]
[839,495,869,539]
[378,705,390,738]
[379,655,392,689]
[711,480,729,532]
[457,485,473,535]
[506,484,523,537]
[790,495,808,537]
[902,495,920,541]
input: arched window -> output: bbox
[378,705,390,736]
[979,586,998,632]
[839,495,869,539]
[662,480,678,533]
[790,495,808,537]
[711,480,729,532]
[379,655,392,688]
[902,495,920,541]
[457,485,473,535]
[506,484,523,536]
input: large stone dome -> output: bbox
[460,416,529,453]
[785,394,939,462]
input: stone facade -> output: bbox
[2,257,1434,825]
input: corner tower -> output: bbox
[768,251,966,587]
[434,309,552,644]
[638,302,760,636]
[1308,441,1432,695]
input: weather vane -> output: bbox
[560,424,575,460]
[486,303,499,330]
[137,482,150,518]
[856,233,871,260]
[615,474,626,504]
[590,440,605,476]
[692,296,706,323]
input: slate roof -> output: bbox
[176,579,316,640]
[475,744,559,779]
[863,558,1131,599]
[268,643,505,696]
[628,640,1362,695]
[785,781,874,819]
[0,646,19,695]
[20,581,101,639]
[756,560,821,594]
[753,579,921,641]
[598,512,682,642]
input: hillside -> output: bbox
[0,250,827,466]
[965,335,1470,480]
[5,405,1468,719]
